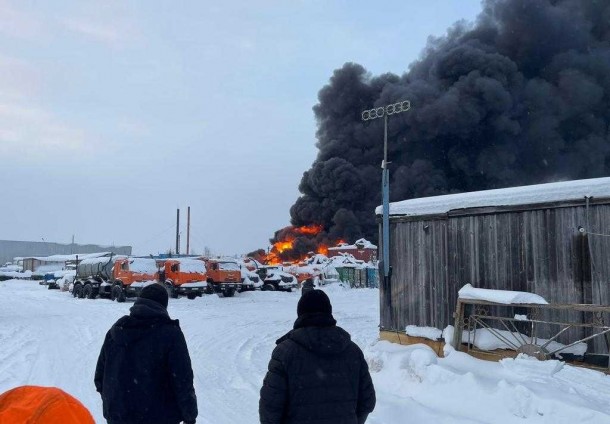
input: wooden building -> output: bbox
[377,177,610,350]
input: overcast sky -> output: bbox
[0,0,482,256]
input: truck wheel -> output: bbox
[112,285,125,302]
[73,284,82,298]
[262,283,275,291]
[83,284,94,299]
[223,288,235,298]
[187,293,197,300]
[165,283,178,299]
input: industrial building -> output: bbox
[0,240,131,269]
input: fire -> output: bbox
[274,240,294,253]
[264,224,327,265]
[316,244,328,256]
[294,224,323,235]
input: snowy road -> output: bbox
[2,280,610,423]
[0,281,377,423]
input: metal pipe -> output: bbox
[176,209,180,255]
[187,206,191,255]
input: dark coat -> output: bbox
[94,298,198,424]
[259,313,376,424]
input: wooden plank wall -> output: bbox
[381,203,610,352]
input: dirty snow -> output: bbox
[1,280,609,423]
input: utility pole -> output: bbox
[361,100,410,327]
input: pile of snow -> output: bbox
[0,270,32,279]
[458,284,548,304]
[458,326,587,356]
[405,325,443,341]
[366,341,610,423]
[0,264,21,273]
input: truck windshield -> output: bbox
[218,262,240,271]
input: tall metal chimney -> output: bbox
[176,208,180,255]
[187,206,191,255]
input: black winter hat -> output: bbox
[139,283,169,309]
[297,289,332,317]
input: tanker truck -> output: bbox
[72,256,158,302]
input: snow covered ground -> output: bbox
[1,280,610,423]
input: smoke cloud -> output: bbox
[275,0,610,261]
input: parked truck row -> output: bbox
[71,255,298,302]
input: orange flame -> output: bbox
[294,224,323,235]
[264,224,327,265]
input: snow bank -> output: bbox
[405,325,443,341]
[366,340,610,423]
[458,283,548,304]
[461,327,587,356]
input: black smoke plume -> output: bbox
[274,0,610,262]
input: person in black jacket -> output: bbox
[94,283,198,424]
[259,289,376,424]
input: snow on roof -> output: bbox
[458,284,548,305]
[328,238,377,250]
[22,252,113,262]
[376,177,610,217]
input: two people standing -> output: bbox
[95,285,375,424]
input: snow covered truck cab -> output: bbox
[158,258,207,299]
[203,259,242,297]
[72,256,158,302]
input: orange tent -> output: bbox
[0,385,94,424]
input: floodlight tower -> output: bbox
[361,100,411,320]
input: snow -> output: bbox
[19,252,112,263]
[405,325,443,341]
[179,281,207,288]
[79,256,119,266]
[173,259,206,273]
[1,280,610,423]
[128,258,158,274]
[0,270,31,279]
[328,238,377,250]
[459,283,549,305]
[459,327,588,356]
[377,176,610,216]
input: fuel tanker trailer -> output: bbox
[72,256,159,302]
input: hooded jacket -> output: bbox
[94,298,198,424]
[259,313,376,424]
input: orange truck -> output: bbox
[72,256,158,302]
[158,258,207,299]
[203,258,242,297]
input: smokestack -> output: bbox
[176,208,180,255]
[280,0,610,252]
[187,206,191,255]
